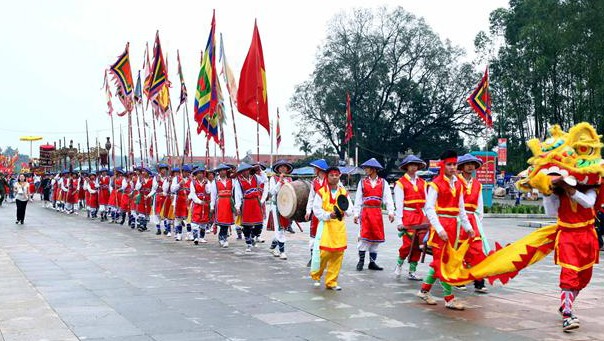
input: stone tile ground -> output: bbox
[0,202,603,340]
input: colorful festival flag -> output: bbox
[467,67,493,128]
[344,92,353,144]
[149,32,169,103]
[143,42,152,102]
[276,108,281,150]
[219,33,238,107]
[134,71,142,104]
[237,20,269,133]
[103,70,114,116]
[194,11,218,140]
[176,49,188,112]
[108,42,134,115]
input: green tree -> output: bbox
[289,7,484,170]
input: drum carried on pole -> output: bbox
[277,180,311,222]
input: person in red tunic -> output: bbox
[27,175,35,200]
[86,172,99,219]
[128,169,141,229]
[151,164,170,235]
[64,171,79,214]
[417,150,474,310]
[117,170,132,225]
[189,166,212,245]
[97,169,111,222]
[456,154,489,293]
[170,165,193,241]
[353,158,394,271]
[108,168,124,223]
[135,168,154,232]
[543,176,599,331]
[393,155,428,281]
[78,172,87,212]
[234,162,267,252]
[304,159,328,267]
[267,160,294,259]
[211,164,235,247]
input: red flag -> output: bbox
[467,67,493,127]
[344,92,353,144]
[236,21,269,133]
[276,108,281,150]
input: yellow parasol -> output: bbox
[19,136,43,158]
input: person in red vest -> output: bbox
[393,155,428,281]
[594,182,604,250]
[97,169,111,222]
[117,170,131,225]
[456,154,489,293]
[78,172,87,212]
[108,168,123,223]
[127,169,140,228]
[150,164,170,235]
[544,175,599,331]
[170,165,193,241]
[211,164,235,248]
[66,171,80,214]
[304,159,328,267]
[189,166,212,245]
[234,162,267,252]
[417,150,474,311]
[136,168,154,232]
[267,160,294,259]
[86,172,99,219]
[353,158,394,271]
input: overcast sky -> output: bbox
[0,0,508,160]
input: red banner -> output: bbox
[497,138,507,166]
[475,154,496,184]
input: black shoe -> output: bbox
[368,262,383,271]
[15,220,19,224]
[356,260,364,271]
[155,230,161,235]
[286,227,296,234]
[563,316,580,332]
[163,230,168,235]
[194,240,199,245]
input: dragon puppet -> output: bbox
[438,122,603,286]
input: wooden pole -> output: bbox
[151,112,159,164]
[140,102,150,166]
[134,103,144,167]
[110,113,116,168]
[227,96,240,163]
[86,120,91,172]
[184,105,193,164]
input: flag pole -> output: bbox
[169,103,180,160]
[270,119,274,168]
[227,96,241,163]
[121,123,124,168]
[151,112,159,164]
[86,120,91,172]
[134,104,144,167]
[140,101,150,166]
[184,105,193,164]
[110,113,116,168]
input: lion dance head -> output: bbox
[516,122,604,195]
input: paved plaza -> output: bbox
[0,201,603,341]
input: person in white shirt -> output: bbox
[267,160,294,260]
[353,158,394,271]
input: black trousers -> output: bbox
[16,199,28,222]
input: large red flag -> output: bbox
[237,21,269,133]
[344,92,353,144]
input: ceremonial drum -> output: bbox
[277,180,311,222]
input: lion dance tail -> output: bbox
[439,224,558,286]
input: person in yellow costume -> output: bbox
[310,165,353,291]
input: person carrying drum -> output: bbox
[304,159,328,267]
[234,162,267,253]
[393,155,428,281]
[310,164,353,291]
[210,164,235,248]
[150,164,170,235]
[267,160,294,260]
[353,158,394,271]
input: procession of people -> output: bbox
[5,146,600,333]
